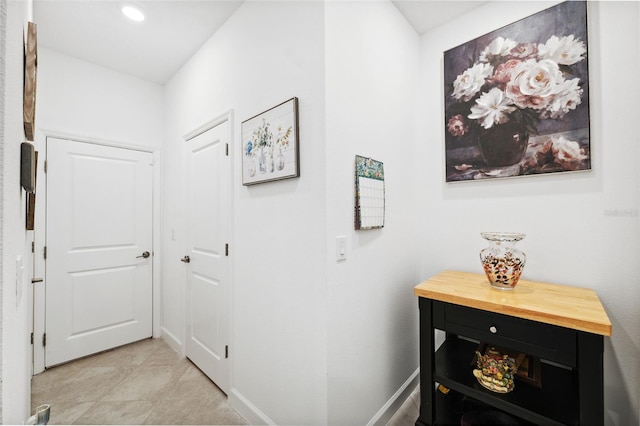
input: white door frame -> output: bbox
[181,110,234,386]
[33,131,162,374]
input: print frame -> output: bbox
[242,97,299,185]
[443,1,590,182]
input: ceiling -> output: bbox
[33,0,487,85]
[392,1,486,35]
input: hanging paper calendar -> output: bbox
[355,155,385,230]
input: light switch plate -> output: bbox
[336,236,347,262]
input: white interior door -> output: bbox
[184,117,231,393]
[45,137,153,367]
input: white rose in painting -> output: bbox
[452,63,493,102]
[468,87,516,129]
[543,78,583,119]
[479,37,517,62]
[505,59,564,110]
[552,136,587,169]
[490,59,522,86]
[538,35,586,65]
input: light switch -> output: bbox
[336,236,347,262]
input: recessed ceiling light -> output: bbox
[122,4,145,22]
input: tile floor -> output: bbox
[32,337,419,425]
[31,338,247,425]
[386,386,420,426]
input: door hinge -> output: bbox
[225,345,229,359]
[31,241,35,253]
[42,333,46,347]
[225,243,229,256]
[43,246,47,260]
[226,143,229,156]
[44,160,47,173]
[30,332,34,345]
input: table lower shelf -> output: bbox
[434,387,536,425]
[434,338,579,425]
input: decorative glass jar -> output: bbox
[479,232,526,290]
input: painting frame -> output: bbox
[23,21,38,142]
[443,1,590,182]
[242,97,299,186]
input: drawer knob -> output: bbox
[489,326,498,334]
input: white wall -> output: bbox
[163,2,328,424]
[0,2,5,417]
[324,1,421,425]
[419,2,640,424]
[36,48,164,149]
[0,0,33,423]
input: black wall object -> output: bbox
[21,142,35,193]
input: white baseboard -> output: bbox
[160,327,183,355]
[229,388,276,426]
[367,368,420,426]
[226,369,420,426]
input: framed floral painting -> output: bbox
[242,97,299,185]
[444,1,590,182]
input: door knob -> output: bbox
[181,255,191,263]
[136,251,151,259]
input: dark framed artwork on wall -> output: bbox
[444,1,590,182]
[242,97,299,185]
[23,21,38,141]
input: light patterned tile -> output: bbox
[70,338,164,368]
[31,338,243,425]
[387,409,419,426]
[142,342,183,366]
[38,366,134,403]
[73,400,155,425]
[38,401,95,425]
[31,363,81,402]
[207,403,248,426]
[160,363,226,402]
[144,396,247,425]
[387,388,420,426]
[100,362,189,402]
[409,386,421,411]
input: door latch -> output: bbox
[136,251,151,259]
[181,255,190,263]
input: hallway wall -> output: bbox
[324,1,421,424]
[163,1,425,423]
[35,49,164,149]
[418,2,640,424]
[1,0,33,422]
[162,2,328,424]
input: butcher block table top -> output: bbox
[414,270,612,336]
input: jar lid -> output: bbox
[480,232,526,242]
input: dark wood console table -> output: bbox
[414,270,611,425]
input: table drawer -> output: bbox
[433,301,576,366]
